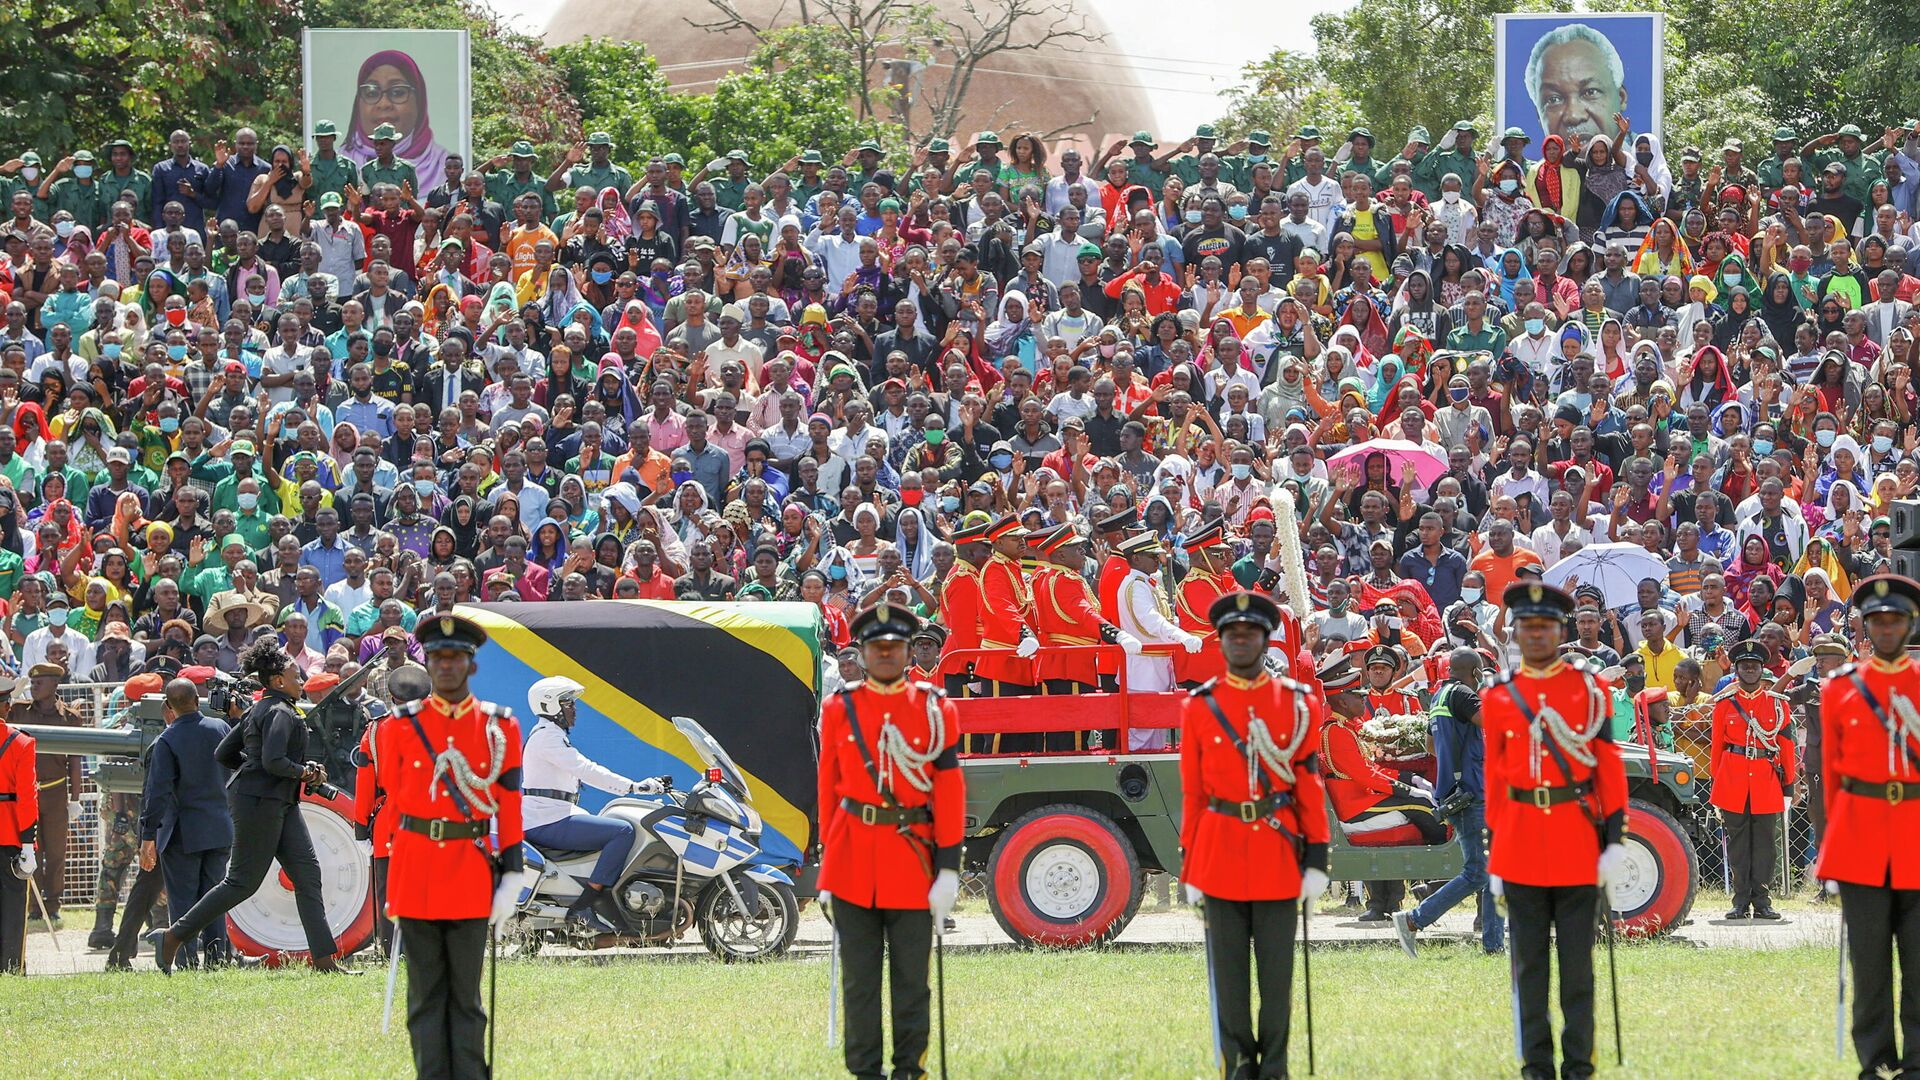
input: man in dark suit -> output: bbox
[414,337,487,414]
[139,677,233,968]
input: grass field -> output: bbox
[0,936,1851,1079]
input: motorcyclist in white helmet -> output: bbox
[522,676,670,931]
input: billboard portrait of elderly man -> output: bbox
[1525,22,1630,144]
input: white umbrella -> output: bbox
[1543,542,1669,609]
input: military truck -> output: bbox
[947,647,1703,948]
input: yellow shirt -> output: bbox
[1634,641,1682,692]
[1351,210,1389,282]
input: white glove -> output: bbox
[1298,868,1329,903]
[1015,635,1040,658]
[1409,776,1434,794]
[927,869,960,928]
[1116,630,1143,656]
[1183,883,1205,905]
[1824,878,1841,896]
[13,843,35,879]
[488,876,521,929]
[1488,874,1504,897]
[1596,842,1629,886]
[68,800,82,819]
[630,778,665,795]
[706,158,729,173]
[816,890,832,918]
[1180,633,1204,654]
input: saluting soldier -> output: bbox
[1116,532,1204,750]
[1484,582,1629,1080]
[977,514,1040,705]
[937,518,991,704]
[375,613,525,1080]
[0,695,38,974]
[1174,522,1233,689]
[1710,639,1797,921]
[1180,591,1330,1080]
[1817,574,1920,1080]
[817,603,964,1080]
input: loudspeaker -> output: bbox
[1893,499,1920,549]
[1892,548,1920,579]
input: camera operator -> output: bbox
[1393,647,1506,956]
[157,638,348,974]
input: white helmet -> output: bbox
[529,676,585,725]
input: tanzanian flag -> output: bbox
[459,601,824,865]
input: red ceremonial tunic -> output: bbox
[351,717,400,859]
[375,694,524,920]
[1032,564,1109,685]
[1096,553,1130,676]
[1364,688,1421,718]
[1179,672,1329,900]
[1484,659,1627,887]
[1320,715,1415,821]
[816,679,965,908]
[1816,656,1920,889]
[1708,686,1797,815]
[1172,569,1230,686]
[0,720,38,846]
[938,562,985,678]
[975,552,1035,685]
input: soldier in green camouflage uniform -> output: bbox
[89,792,141,949]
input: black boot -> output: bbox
[565,889,600,926]
[88,906,116,950]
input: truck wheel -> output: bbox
[986,804,1142,948]
[226,789,376,965]
[1608,798,1698,938]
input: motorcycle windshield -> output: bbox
[671,714,751,799]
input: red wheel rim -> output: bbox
[1610,803,1691,938]
[991,811,1131,947]
[226,789,375,964]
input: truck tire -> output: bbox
[225,789,376,965]
[1608,798,1698,938]
[986,804,1142,948]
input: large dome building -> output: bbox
[543,0,1158,154]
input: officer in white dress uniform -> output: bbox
[1113,533,1203,749]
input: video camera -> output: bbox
[1433,786,1477,820]
[206,671,261,718]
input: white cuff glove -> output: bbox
[816,890,833,918]
[1015,635,1040,658]
[68,800,82,820]
[707,158,729,173]
[1298,867,1329,904]
[13,843,35,878]
[1409,776,1434,794]
[1116,630,1143,656]
[927,869,959,928]
[1488,874,1504,897]
[1824,878,1841,896]
[488,876,521,929]
[1596,842,1629,887]
[1183,883,1205,905]
[630,778,665,795]
[1180,633,1204,654]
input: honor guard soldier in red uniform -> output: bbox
[1095,506,1138,692]
[817,603,965,1080]
[353,665,427,958]
[0,704,37,974]
[908,623,946,686]
[1362,645,1421,718]
[1484,582,1628,1080]
[1180,591,1330,1080]
[1710,639,1797,921]
[1174,522,1233,689]
[1817,574,1920,1080]
[977,514,1039,700]
[1029,524,1142,699]
[938,518,991,701]
[375,613,525,1080]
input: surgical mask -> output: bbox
[1752,439,1774,456]
[247,290,266,305]
[923,428,946,445]
[412,478,437,496]
[102,343,121,360]
[1442,190,1461,204]
[671,469,693,484]
[1246,154,1267,164]
[47,608,68,627]
[591,269,613,284]
[827,564,848,581]
[1227,205,1248,220]
[990,453,1013,470]
[1816,429,1837,447]
[73,165,92,180]
[1098,344,1116,358]
[1231,463,1251,480]
[55,221,75,238]
[1184,210,1202,224]
[19,167,37,182]
[1524,318,1545,335]
[1874,434,1895,454]
[237,491,259,511]
[1449,387,1470,402]
[158,416,179,433]
[1460,587,1483,604]
[167,344,187,362]
[1498,179,1519,195]
[900,488,924,507]
[940,495,961,513]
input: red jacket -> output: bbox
[974,553,1034,686]
[1179,673,1329,900]
[1708,687,1797,815]
[1031,566,1109,686]
[351,717,399,859]
[1096,554,1130,676]
[938,562,985,677]
[1816,658,1920,888]
[816,680,964,907]
[1172,569,1230,686]
[374,694,524,920]
[0,721,38,847]
[1321,716,1412,822]
[1484,660,1627,887]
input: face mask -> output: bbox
[900,489,924,507]
[1449,387,1470,402]
[591,269,613,284]
[167,344,187,362]
[1442,190,1461,204]
[1098,344,1117,358]
[373,340,393,358]
[1460,587,1483,604]
[1498,179,1519,195]
[55,221,75,238]
[923,428,946,445]
[73,165,93,180]
[158,416,179,433]
[1636,150,1654,167]
[1816,429,1837,447]
[237,491,259,511]
[671,469,693,484]
[166,309,187,327]
[1231,463,1251,480]
[102,343,121,360]
[1524,318,1545,335]
[1625,673,1646,693]
[412,478,437,497]
[47,608,68,627]
[1227,205,1248,220]
[1328,599,1347,614]
[1752,439,1774,456]
[1790,258,1812,273]
[1246,154,1267,164]
[19,168,37,182]
[827,564,848,581]
[1874,434,1895,454]
[940,495,961,513]
[1184,210,1202,224]
[247,290,266,305]
[990,453,1013,470]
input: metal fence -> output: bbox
[34,683,137,915]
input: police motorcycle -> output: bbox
[502,713,799,961]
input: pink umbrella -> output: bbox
[1325,438,1448,489]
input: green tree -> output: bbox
[1213,49,1362,147]
[1307,0,1530,150]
